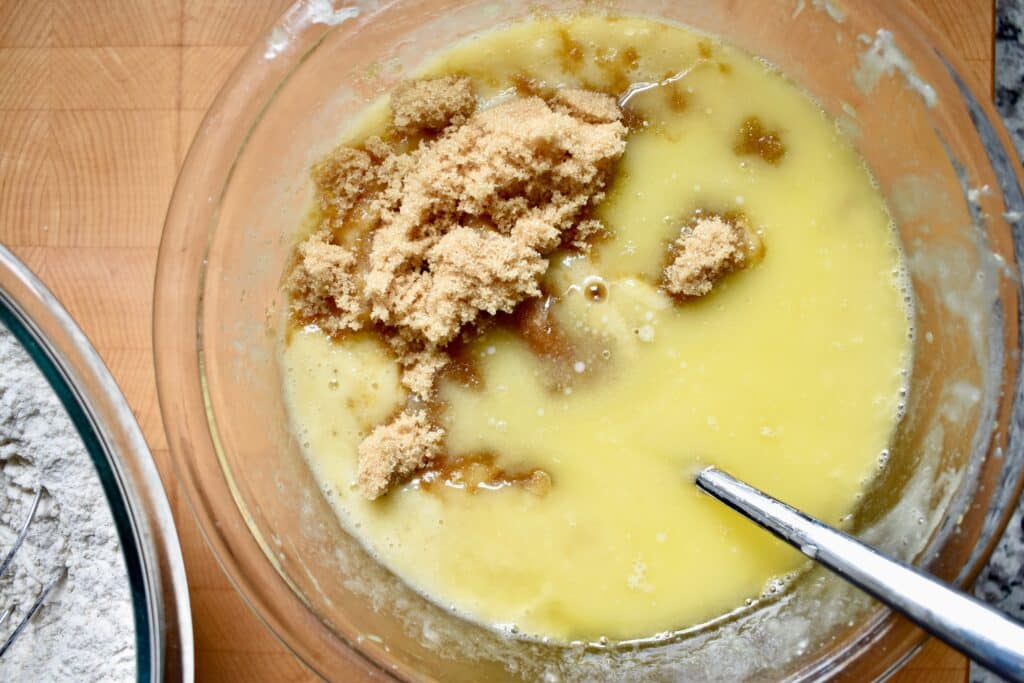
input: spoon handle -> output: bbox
[696,466,1024,682]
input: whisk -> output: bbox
[0,489,66,658]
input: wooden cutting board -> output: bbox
[0,1,994,680]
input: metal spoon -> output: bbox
[695,466,1024,682]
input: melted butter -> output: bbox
[282,14,911,642]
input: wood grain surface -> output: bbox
[0,1,994,680]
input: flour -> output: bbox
[0,325,135,681]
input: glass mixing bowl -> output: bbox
[155,0,1024,679]
[0,245,194,682]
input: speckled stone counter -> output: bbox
[971,3,1024,681]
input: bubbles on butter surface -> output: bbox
[583,275,608,302]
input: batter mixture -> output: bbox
[281,14,911,642]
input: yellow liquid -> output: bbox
[283,15,911,642]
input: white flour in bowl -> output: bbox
[0,325,135,681]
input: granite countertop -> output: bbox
[972,2,1024,680]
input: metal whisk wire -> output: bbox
[0,489,66,658]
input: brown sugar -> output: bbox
[310,146,373,220]
[287,77,626,498]
[357,409,444,499]
[397,347,450,398]
[663,216,761,298]
[287,230,365,335]
[665,83,689,113]
[556,28,585,72]
[734,116,786,165]
[360,94,625,348]
[420,452,552,496]
[390,75,476,134]
[551,88,623,124]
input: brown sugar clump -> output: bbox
[734,116,786,165]
[310,147,373,220]
[362,95,625,347]
[415,227,548,343]
[390,75,476,134]
[288,77,625,498]
[551,88,623,124]
[523,470,552,497]
[357,409,444,500]
[287,230,365,334]
[397,347,450,397]
[663,216,760,298]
